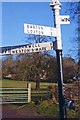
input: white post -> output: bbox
[28,83,31,103]
[50,0,66,119]
[50,0,62,50]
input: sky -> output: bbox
[1,0,80,2]
[1,1,78,59]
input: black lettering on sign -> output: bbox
[50,43,52,45]
[39,31,40,34]
[27,49,30,52]
[34,30,35,33]
[29,45,31,48]
[36,48,38,51]
[27,30,29,33]
[36,26,37,29]
[4,50,7,53]
[41,27,43,30]
[19,50,21,53]
[30,30,33,33]
[30,25,32,28]
[42,47,46,50]
[61,18,70,22]
[41,31,43,34]
[33,25,35,29]
[21,49,23,53]
[12,51,15,53]
[32,49,34,52]
[51,32,53,36]
[22,49,24,53]
[39,48,42,51]
[51,46,53,50]
[66,18,70,21]
[27,25,29,28]
[38,44,40,47]
[32,44,34,48]
[4,49,7,53]
[38,26,40,29]
[35,44,38,47]
[16,50,18,53]
[61,19,64,22]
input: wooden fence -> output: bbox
[0,83,31,104]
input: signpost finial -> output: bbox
[50,0,61,7]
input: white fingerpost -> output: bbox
[50,0,66,119]
[50,0,62,50]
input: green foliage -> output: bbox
[66,108,80,118]
[37,100,59,116]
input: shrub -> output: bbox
[37,100,59,116]
[66,108,80,118]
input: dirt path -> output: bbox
[2,104,41,118]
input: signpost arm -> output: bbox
[50,0,66,119]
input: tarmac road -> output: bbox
[1,104,40,119]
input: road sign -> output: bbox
[0,42,54,55]
[0,46,11,55]
[60,15,70,24]
[24,24,57,37]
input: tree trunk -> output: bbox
[36,79,40,89]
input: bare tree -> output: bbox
[63,57,78,83]
[24,35,54,89]
[65,2,80,73]
[25,34,53,44]
[2,55,16,78]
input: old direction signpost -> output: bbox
[1,0,70,119]
[24,23,57,37]
[50,0,70,119]
[60,15,70,24]
[0,42,53,55]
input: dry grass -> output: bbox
[0,79,54,88]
